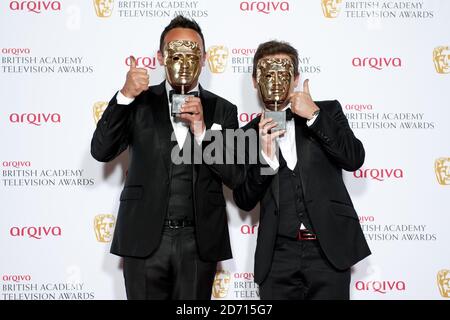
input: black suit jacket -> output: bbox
[91,81,244,262]
[233,100,371,284]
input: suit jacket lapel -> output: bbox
[295,116,311,198]
[193,85,217,185]
[151,81,174,177]
[200,84,216,130]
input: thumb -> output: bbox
[129,55,136,69]
[303,79,310,94]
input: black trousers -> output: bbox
[122,226,217,300]
[259,236,351,300]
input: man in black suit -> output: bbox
[233,41,371,300]
[91,16,243,299]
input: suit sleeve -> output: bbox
[232,120,276,211]
[308,100,365,171]
[90,93,134,162]
[204,104,246,190]
[233,162,274,211]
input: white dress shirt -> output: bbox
[261,104,318,171]
[261,105,318,230]
[116,82,205,149]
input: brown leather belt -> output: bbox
[297,229,317,241]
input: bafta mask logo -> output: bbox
[93,101,108,125]
[256,57,294,110]
[93,0,114,18]
[212,270,231,298]
[164,40,202,90]
[207,45,229,73]
[437,270,450,298]
[94,214,116,243]
[321,0,342,18]
[433,46,450,74]
[435,158,450,185]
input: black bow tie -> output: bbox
[168,90,199,103]
[285,108,294,121]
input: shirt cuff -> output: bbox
[261,149,280,171]
[116,90,135,105]
[194,128,206,145]
[306,113,319,126]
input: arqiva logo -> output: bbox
[239,1,290,14]
[9,113,61,126]
[10,226,62,239]
[355,280,406,294]
[352,57,402,70]
[125,56,157,69]
[353,168,404,181]
[9,1,61,14]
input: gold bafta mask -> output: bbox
[435,158,450,185]
[437,270,450,298]
[94,214,116,243]
[93,101,108,125]
[163,40,202,91]
[212,270,231,298]
[256,57,294,110]
[93,0,114,18]
[207,45,229,73]
[321,0,342,18]
[433,46,450,74]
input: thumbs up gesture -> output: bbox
[120,56,150,99]
[289,79,320,120]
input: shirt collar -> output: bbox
[165,81,200,103]
[263,103,291,112]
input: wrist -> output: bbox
[306,107,320,120]
[193,121,206,137]
[120,88,134,99]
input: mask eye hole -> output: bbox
[187,54,199,62]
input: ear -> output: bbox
[252,77,258,89]
[157,50,164,66]
[201,51,208,67]
[293,75,300,88]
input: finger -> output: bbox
[180,106,200,114]
[130,68,148,75]
[185,96,201,103]
[259,118,273,129]
[261,123,278,136]
[264,122,278,131]
[136,81,149,88]
[133,74,149,82]
[182,100,201,109]
[271,130,286,139]
[129,56,136,69]
[178,113,195,122]
[303,79,310,94]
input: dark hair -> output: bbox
[159,15,205,52]
[252,40,299,79]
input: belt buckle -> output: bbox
[167,219,183,229]
[298,229,317,241]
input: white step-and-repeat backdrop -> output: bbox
[0,0,449,300]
